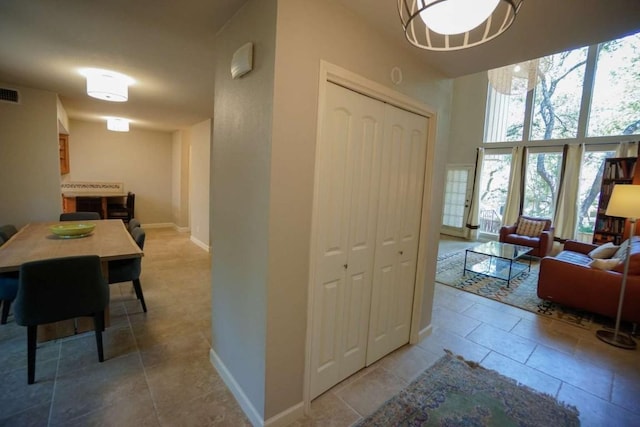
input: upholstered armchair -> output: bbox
[499,216,554,258]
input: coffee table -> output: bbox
[463,241,532,286]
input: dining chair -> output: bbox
[14,255,109,384]
[107,192,135,224]
[59,211,101,221]
[127,218,141,234]
[0,235,19,325]
[0,224,18,241]
[108,227,147,312]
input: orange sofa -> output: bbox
[537,237,640,323]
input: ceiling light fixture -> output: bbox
[398,0,524,51]
[487,59,541,95]
[81,68,133,102]
[106,117,130,132]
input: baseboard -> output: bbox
[209,348,264,426]
[418,324,433,342]
[264,402,304,427]
[174,225,190,233]
[139,222,175,229]
[190,235,211,252]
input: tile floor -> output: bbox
[1,231,638,426]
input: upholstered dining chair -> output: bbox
[59,211,101,221]
[0,235,19,325]
[108,227,147,312]
[0,224,18,241]
[14,255,110,384]
[107,192,135,224]
[127,218,141,234]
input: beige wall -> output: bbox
[65,119,173,224]
[211,0,276,419]
[172,129,190,229]
[211,0,453,423]
[189,119,211,249]
[0,83,61,228]
[448,72,489,164]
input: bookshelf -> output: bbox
[592,156,640,245]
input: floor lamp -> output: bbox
[596,184,640,350]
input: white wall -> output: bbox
[172,129,190,230]
[0,83,61,228]
[189,119,211,249]
[65,119,173,225]
[448,72,488,165]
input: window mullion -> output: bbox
[522,86,535,143]
[576,45,599,140]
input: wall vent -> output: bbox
[0,88,20,104]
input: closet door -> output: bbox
[310,83,384,399]
[366,103,428,365]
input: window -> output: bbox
[478,153,512,233]
[522,151,563,218]
[576,149,616,242]
[588,32,640,137]
[484,86,527,142]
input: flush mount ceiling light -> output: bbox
[398,0,524,51]
[106,117,130,132]
[81,68,134,102]
[487,59,541,95]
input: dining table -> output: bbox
[0,219,143,341]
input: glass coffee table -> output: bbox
[463,241,533,286]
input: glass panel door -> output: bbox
[441,165,473,237]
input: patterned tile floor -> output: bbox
[1,231,638,426]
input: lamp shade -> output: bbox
[605,185,640,219]
[106,118,130,132]
[398,0,523,51]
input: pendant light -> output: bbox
[398,0,524,51]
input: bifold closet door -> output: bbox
[366,103,427,365]
[310,82,385,399]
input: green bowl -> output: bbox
[50,223,96,238]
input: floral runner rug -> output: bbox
[357,350,580,426]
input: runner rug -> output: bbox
[357,350,580,426]
[435,249,601,329]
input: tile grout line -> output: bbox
[47,340,63,427]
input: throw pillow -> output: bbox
[515,218,546,237]
[612,240,629,260]
[589,258,622,271]
[588,242,620,259]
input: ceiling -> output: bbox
[1,0,639,132]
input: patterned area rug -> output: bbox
[357,350,580,426]
[436,250,600,329]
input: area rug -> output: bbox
[435,250,600,329]
[357,350,580,427]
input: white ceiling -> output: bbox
[1,0,639,132]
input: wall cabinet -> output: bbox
[59,134,69,174]
[309,83,429,399]
[592,156,640,245]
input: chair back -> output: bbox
[127,218,141,234]
[60,212,101,221]
[132,226,145,250]
[14,255,109,327]
[0,224,18,241]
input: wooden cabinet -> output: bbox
[592,156,640,245]
[59,134,69,174]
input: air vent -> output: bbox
[0,88,19,104]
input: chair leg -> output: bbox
[93,312,105,363]
[27,325,37,384]
[132,279,147,313]
[1,300,9,324]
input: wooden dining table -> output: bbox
[0,219,143,341]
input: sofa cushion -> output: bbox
[612,237,640,275]
[589,258,622,270]
[588,242,620,259]
[516,218,547,237]
[555,250,592,266]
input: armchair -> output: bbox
[499,215,554,258]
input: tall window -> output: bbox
[522,151,563,218]
[588,32,640,137]
[478,153,512,233]
[530,48,588,140]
